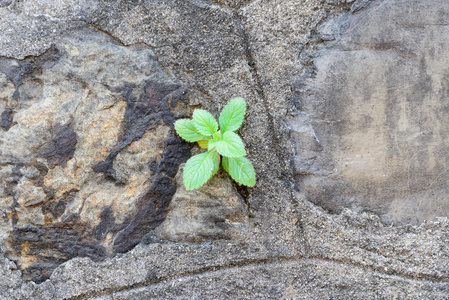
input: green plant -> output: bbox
[174,97,256,190]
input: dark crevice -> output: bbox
[310,254,449,284]
[66,256,283,300]
[81,23,182,51]
[204,0,253,10]
[234,184,253,218]
[234,1,359,254]
[82,23,128,47]
[234,12,295,191]
[233,11,311,252]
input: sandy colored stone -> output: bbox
[155,165,250,242]
[0,27,189,282]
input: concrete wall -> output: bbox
[1,0,449,298]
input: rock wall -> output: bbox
[1,0,449,299]
[291,0,449,225]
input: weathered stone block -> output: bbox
[291,0,449,225]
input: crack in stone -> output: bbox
[64,254,449,299]
[233,12,297,203]
[65,257,275,300]
[5,1,440,295]
[310,254,449,284]
[232,8,314,254]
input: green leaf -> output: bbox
[213,131,246,157]
[219,97,246,133]
[222,156,229,173]
[183,151,215,190]
[174,119,208,142]
[207,131,222,150]
[228,156,256,187]
[212,151,220,176]
[192,109,218,136]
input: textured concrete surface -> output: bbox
[0,0,449,299]
[92,259,449,300]
[290,0,449,225]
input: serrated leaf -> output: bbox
[219,97,246,133]
[212,151,220,176]
[228,156,256,187]
[174,119,208,142]
[213,131,246,157]
[192,109,218,136]
[222,156,229,173]
[198,140,209,149]
[183,151,215,190]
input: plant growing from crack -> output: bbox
[174,97,256,190]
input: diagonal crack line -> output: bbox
[310,254,449,284]
[232,10,312,253]
[233,12,287,173]
[81,22,129,47]
[81,22,182,50]
[66,256,296,300]
[68,255,449,299]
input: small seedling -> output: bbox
[174,97,256,190]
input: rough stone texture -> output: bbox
[0,0,449,299]
[92,259,449,299]
[155,165,250,242]
[2,204,449,299]
[0,26,192,282]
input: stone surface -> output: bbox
[2,202,449,299]
[155,165,250,242]
[0,26,192,282]
[290,0,449,225]
[0,0,449,299]
[93,259,449,300]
